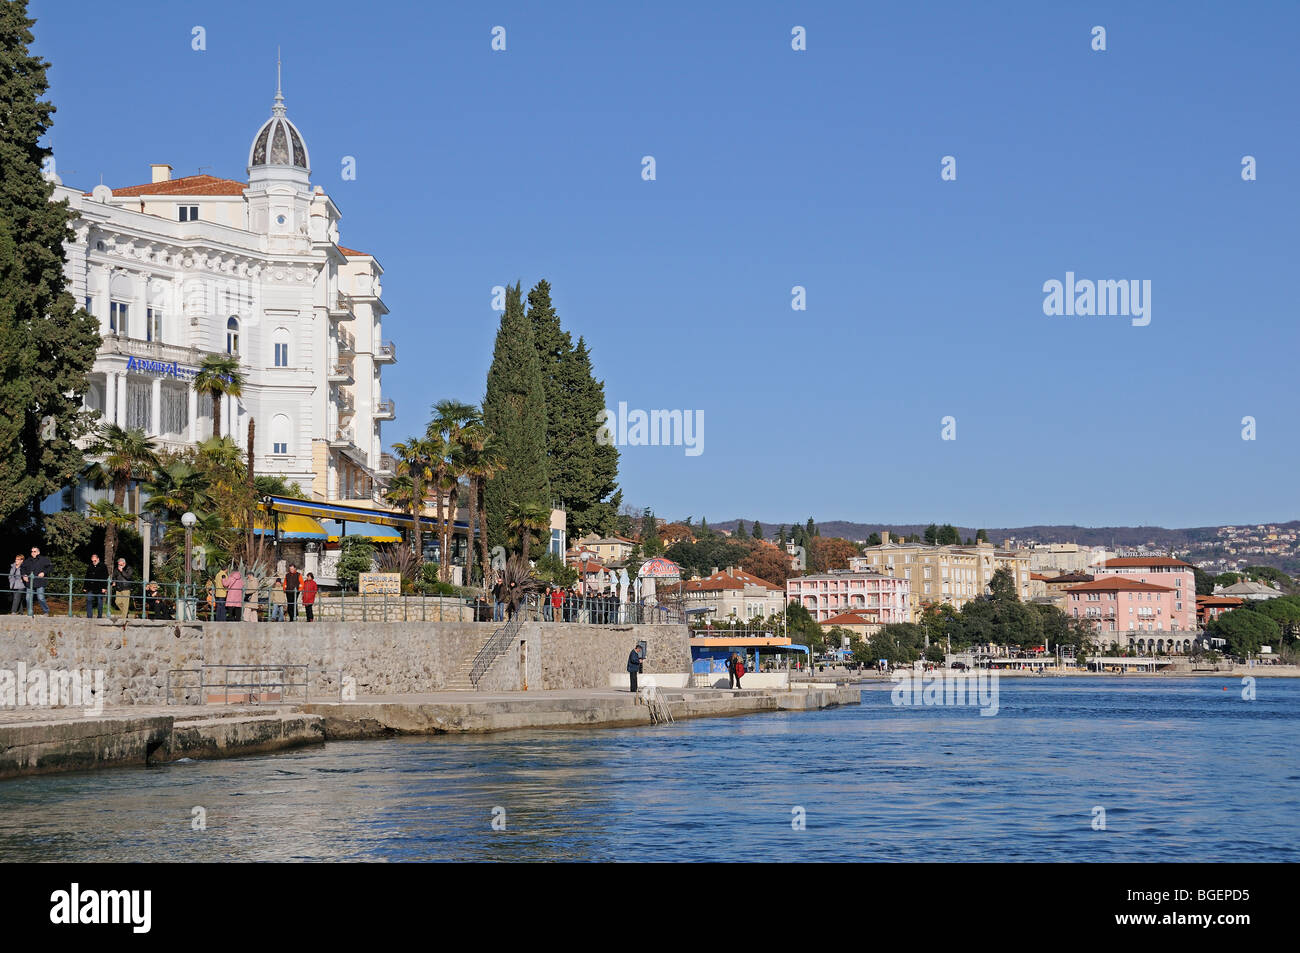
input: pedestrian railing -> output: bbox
[166,665,344,706]
[469,612,524,689]
[3,575,683,625]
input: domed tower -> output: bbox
[245,60,312,242]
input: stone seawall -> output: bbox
[0,617,690,706]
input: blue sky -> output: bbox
[30,1,1300,529]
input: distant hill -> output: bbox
[706,519,1296,550]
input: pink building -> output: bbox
[1064,577,1199,652]
[786,571,910,625]
[1096,557,1196,630]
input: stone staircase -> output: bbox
[444,652,478,692]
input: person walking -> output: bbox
[7,554,25,614]
[283,564,301,621]
[269,576,287,622]
[224,568,243,622]
[301,572,318,621]
[626,643,645,692]
[85,553,109,618]
[727,652,739,690]
[24,546,52,615]
[214,567,229,622]
[112,558,134,619]
[734,653,746,689]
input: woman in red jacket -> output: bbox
[301,572,319,622]
[734,654,746,688]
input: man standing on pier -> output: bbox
[627,644,644,692]
[284,564,301,621]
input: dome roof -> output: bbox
[247,70,309,173]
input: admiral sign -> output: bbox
[124,356,198,381]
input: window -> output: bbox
[84,296,93,315]
[179,205,199,222]
[273,328,290,367]
[147,307,162,343]
[271,414,291,455]
[110,301,128,336]
[226,316,239,354]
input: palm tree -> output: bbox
[86,424,159,570]
[427,400,479,582]
[505,500,553,563]
[390,436,437,564]
[142,460,211,521]
[461,425,505,591]
[193,354,245,438]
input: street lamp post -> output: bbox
[182,511,197,621]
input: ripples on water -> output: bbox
[0,678,1296,862]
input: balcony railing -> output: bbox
[337,327,356,354]
[327,364,353,384]
[375,398,395,419]
[374,340,396,363]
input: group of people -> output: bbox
[206,564,318,622]
[3,548,321,622]
[484,574,638,625]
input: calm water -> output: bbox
[1,677,1296,862]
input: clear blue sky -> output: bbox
[30,0,1300,529]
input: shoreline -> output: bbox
[0,685,859,781]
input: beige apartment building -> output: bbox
[849,532,1032,621]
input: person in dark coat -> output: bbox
[727,652,739,690]
[24,546,53,615]
[7,555,25,614]
[85,553,109,618]
[627,644,644,692]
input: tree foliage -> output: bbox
[0,1,101,529]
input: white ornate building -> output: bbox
[51,77,394,503]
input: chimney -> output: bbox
[711,566,719,576]
[881,531,890,545]
[151,164,172,183]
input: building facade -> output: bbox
[849,532,1031,620]
[682,568,787,622]
[53,78,392,505]
[1095,558,1196,630]
[786,571,910,626]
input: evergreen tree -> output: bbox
[976,528,988,543]
[483,282,550,547]
[735,520,748,540]
[699,517,709,535]
[776,525,786,545]
[752,520,763,541]
[924,523,939,545]
[805,517,816,539]
[640,508,662,556]
[557,336,620,535]
[0,1,100,528]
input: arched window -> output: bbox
[273,327,289,368]
[226,316,239,354]
[271,414,291,455]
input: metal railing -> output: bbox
[0,575,684,625]
[469,612,524,688]
[166,664,344,705]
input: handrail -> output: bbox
[469,611,524,688]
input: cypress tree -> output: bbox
[752,520,763,541]
[735,520,748,540]
[556,335,620,536]
[0,0,100,528]
[483,282,549,547]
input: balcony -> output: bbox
[375,398,395,420]
[337,327,355,356]
[327,364,353,385]
[329,428,355,448]
[329,293,352,321]
[335,389,355,416]
[374,340,396,363]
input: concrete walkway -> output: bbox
[0,684,860,780]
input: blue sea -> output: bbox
[1,677,1295,862]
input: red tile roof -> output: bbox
[1100,557,1192,568]
[1063,576,1176,593]
[821,611,877,627]
[102,174,248,197]
[338,246,370,257]
[683,568,784,592]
